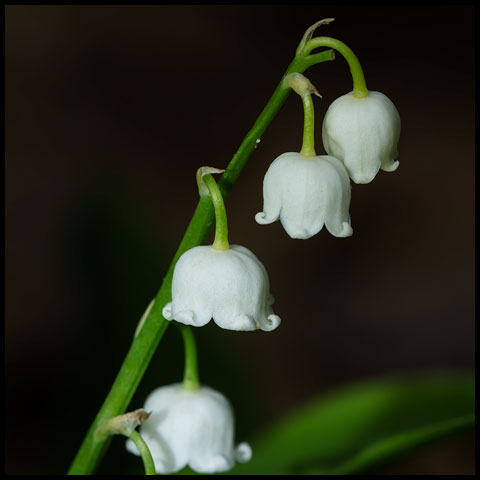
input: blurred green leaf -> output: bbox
[225,372,474,475]
[303,415,473,475]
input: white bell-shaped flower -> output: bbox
[255,152,353,239]
[322,90,401,184]
[126,383,251,474]
[162,244,280,332]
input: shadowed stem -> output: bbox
[67,44,334,475]
[179,324,200,391]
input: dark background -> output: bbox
[5,5,475,475]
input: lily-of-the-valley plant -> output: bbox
[68,17,402,476]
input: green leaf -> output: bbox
[227,372,474,475]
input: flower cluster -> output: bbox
[256,77,400,240]
[125,18,400,475]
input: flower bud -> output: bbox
[322,91,401,184]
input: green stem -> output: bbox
[179,324,200,391]
[67,47,334,476]
[203,174,229,251]
[299,93,316,157]
[303,36,368,98]
[128,430,156,475]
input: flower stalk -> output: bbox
[128,430,156,475]
[199,170,229,251]
[295,19,368,98]
[179,324,200,391]
[302,36,368,98]
[93,409,155,475]
[283,72,321,157]
[300,94,316,157]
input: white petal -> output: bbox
[166,246,215,327]
[255,154,286,225]
[190,454,233,473]
[173,310,196,325]
[133,384,191,473]
[322,90,401,184]
[231,314,258,331]
[166,245,280,332]
[186,388,236,472]
[257,152,352,239]
[128,383,248,473]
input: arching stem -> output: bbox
[283,72,320,156]
[303,36,368,98]
[128,430,156,475]
[202,173,229,251]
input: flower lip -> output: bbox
[235,442,252,463]
[255,210,277,225]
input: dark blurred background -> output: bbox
[5,5,474,475]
